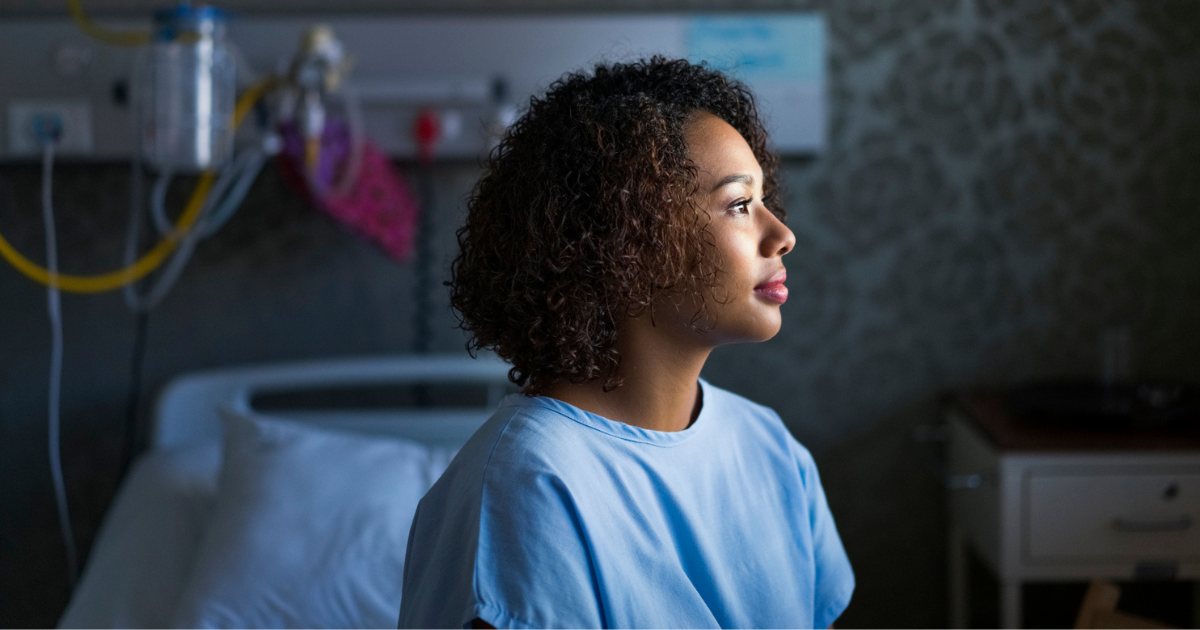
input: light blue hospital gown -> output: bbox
[398,378,854,629]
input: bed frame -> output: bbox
[151,353,514,449]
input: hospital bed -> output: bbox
[59,354,513,629]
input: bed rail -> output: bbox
[151,354,513,449]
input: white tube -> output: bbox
[201,148,265,237]
[127,148,265,311]
[149,169,174,237]
[196,153,247,225]
[331,85,365,197]
[302,87,365,203]
[151,156,241,239]
[124,197,203,312]
[124,170,195,312]
[228,39,260,89]
[42,140,79,587]
[135,212,205,309]
[146,149,268,303]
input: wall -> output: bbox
[2,0,1198,627]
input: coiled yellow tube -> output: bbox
[0,79,274,293]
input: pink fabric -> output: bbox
[278,119,418,262]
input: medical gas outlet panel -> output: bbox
[0,13,825,163]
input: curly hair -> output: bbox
[449,56,783,395]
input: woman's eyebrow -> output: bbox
[711,173,754,192]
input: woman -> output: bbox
[399,57,853,628]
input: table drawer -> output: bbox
[1026,472,1200,561]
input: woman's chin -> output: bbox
[711,313,783,345]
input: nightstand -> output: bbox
[945,392,1200,628]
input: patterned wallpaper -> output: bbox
[707,0,1200,448]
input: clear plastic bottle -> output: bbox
[138,4,235,172]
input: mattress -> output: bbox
[59,441,222,629]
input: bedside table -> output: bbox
[945,393,1200,628]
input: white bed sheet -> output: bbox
[58,441,221,629]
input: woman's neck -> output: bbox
[540,312,711,432]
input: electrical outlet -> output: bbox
[7,99,94,156]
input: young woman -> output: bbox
[398,57,854,629]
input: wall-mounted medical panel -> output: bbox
[0,13,825,162]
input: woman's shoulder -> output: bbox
[700,379,780,422]
[436,395,591,490]
[699,379,817,469]
[701,380,795,434]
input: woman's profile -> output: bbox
[398,57,854,628]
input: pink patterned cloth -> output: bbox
[278,119,418,262]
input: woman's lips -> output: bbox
[754,271,788,304]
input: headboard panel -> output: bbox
[151,354,514,449]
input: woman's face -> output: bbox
[664,111,796,345]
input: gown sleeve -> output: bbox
[793,441,855,629]
[398,412,605,630]
[470,446,605,629]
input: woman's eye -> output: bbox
[731,199,752,214]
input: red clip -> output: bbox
[413,108,440,164]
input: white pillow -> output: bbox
[171,410,456,629]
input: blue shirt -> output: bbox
[398,379,854,628]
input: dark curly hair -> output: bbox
[449,56,783,395]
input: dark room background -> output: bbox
[2,0,1198,626]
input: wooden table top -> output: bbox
[953,390,1200,452]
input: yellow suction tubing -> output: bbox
[0,79,274,293]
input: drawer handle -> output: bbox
[1112,515,1192,533]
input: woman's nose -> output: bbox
[761,214,795,258]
